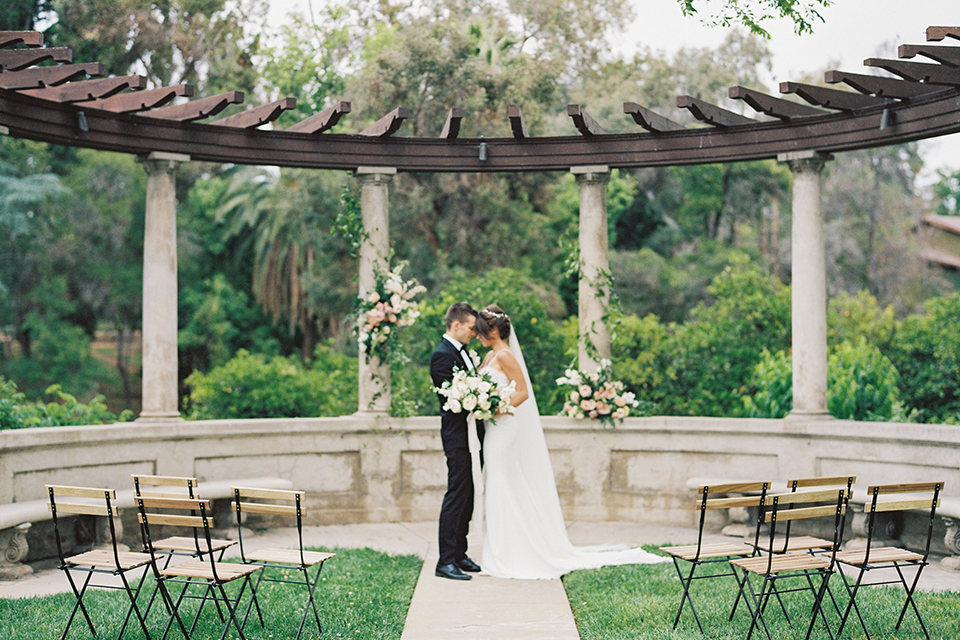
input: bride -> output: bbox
[474,304,668,579]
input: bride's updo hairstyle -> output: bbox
[476,304,511,341]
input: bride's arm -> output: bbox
[499,351,529,407]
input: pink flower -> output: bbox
[614,396,627,407]
[588,410,598,418]
[580,399,596,412]
[578,384,592,398]
[596,401,611,415]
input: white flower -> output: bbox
[478,380,492,394]
[367,291,380,303]
[446,398,462,413]
[462,395,478,411]
[599,358,612,370]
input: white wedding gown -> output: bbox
[479,335,668,580]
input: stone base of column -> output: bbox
[785,410,834,421]
[136,412,183,423]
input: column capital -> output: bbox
[138,151,190,174]
[355,167,397,185]
[571,165,610,185]
[777,150,832,174]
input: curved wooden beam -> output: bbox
[4,86,960,172]
[284,101,350,134]
[729,86,827,120]
[213,97,295,128]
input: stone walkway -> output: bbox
[2,521,959,638]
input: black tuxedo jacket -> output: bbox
[430,338,479,452]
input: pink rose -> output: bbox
[580,399,596,412]
[578,384,592,398]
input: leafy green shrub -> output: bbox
[743,337,902,421]
[885,293,960,423]
[183,346,357,419]
[0,377,133,429]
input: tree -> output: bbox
[677,0,832,37]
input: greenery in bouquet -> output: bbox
[355,264,426,364]
[436,368,516,423]
[556,359,639,426]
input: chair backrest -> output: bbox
[132,474,199,499]
[778,475,856,544]
[761,488,848,570]
[694,481,772,554]
[231,487,307,562]
[47,485,122,565]
[861,481,944,562]
[136,496,218,567]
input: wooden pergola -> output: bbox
[2,26,959,419]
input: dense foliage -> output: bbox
[1,0,958,425]
[0,377,132,429]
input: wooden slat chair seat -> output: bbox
[231,487,335,640]
[132,474,236,565]
[729,488,848,640]
[47,485,153,640]
[659,481,772,635]
[834,481,944,640]
[137,496,265,640]
[754,476,856,555]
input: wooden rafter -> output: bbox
[140,91,244,122]
[0,63,103,90]
[19,75,147,102]
[899,44,960,67]
[927,27,960,42]
[3,27,960,173]
[440,107,463,139]
[567,104,606,136]
[677,95,756,127]
[780,82,891,111]
[0,46,71,72]
[824,70,947,99]
[728,86,827,120]
[213,97,296,128]
[84,84,194,113]
[623,102,685,132]
[358,107,408,137]
[508,105,528,139]
[0,31,43,48]
[864,58,960,85]
[284,100,350,134]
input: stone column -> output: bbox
[573,165,612,373]
[137,152,189,422]
[779,151,833,419]
[356,167,396,413]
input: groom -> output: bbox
[430,302,484,580]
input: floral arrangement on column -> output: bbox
[355,264,426,364]
[556,359,640,426]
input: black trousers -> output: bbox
[438,446,473,567]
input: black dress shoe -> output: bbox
[458,557,481,572]
[436,563,471,580]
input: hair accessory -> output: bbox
[482,309,507,320]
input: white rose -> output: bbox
[367,292,380,303]
[478,380,492,394]
[478,398,491,412]
[462,395,478,411]
[446,399,462,413]
[385,278,404,295]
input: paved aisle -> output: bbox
[399,550,580,640]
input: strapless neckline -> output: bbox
[480,367,509,385]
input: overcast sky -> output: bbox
[269,0,960,181]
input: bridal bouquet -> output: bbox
[556,359,639,426]
[355,264,426,364]
[437,368,516,422]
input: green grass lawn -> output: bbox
[563,547,960,640]
[0,547,421,640]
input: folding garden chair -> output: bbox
[659,481,772,634]
[137,495,264,640]
[834,481,944,640]
[47,484,153,640]
[132,474,236,567]
[729,487,848,640]
[231,486,336,640]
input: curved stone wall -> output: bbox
[3,414,957,525]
